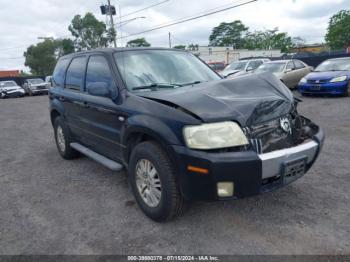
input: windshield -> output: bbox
[315,59,350,72]
[114,50,220,91]
[225,61,247,71]
[255,63,286,73]
[2,81,17,87]
[28,79,44,84]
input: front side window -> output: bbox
[114,50,220,91]
[65,56,86,91]
[226,61,247,71]
[286,61,295,70]
[86,55,115,93]
[255,63,286,73]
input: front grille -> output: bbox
[243,112,309,154]
[307,79,329,84]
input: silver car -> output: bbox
[221,58,271,78]
[254,60,312,89]
[23,78,49,96]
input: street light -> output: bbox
[116,16,146,27]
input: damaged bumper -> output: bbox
[171,124,324,201]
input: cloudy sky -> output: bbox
[0,0,348,71]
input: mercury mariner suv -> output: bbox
[49,48,324,222]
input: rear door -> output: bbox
[61,56,88,142]
[283,61,299,88]
[77,54,124,161]
[293,60,311,83]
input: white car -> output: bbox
[0,81,25,98]
[221,58,271,78]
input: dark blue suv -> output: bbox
[50,48,324,221]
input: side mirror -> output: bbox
[246,66,253,71]
[87,82,110,97]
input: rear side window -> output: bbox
[86,55,115,92]
[65,56,87,91]
[286,61,295,70]
[294,60,305,69]
[52,58,69,87]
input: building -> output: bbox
[189,46,282,64]
[0,70,21,77]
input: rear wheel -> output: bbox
[53,116,80,159]
[129,141,185,222]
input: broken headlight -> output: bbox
[183,121,249,150]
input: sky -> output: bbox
[0,0,348,71]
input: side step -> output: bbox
[70,142,123,172]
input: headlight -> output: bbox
[299,77,307,84]
[330,76,347,82]
[183,121,249,149]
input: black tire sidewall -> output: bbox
[129,142,177,221]
[53,116,77,159]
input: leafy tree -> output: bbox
[68,12,114,50]
[209,20,248,47]
[292,36,306,48]
[173,45,186,50]
[325,10,350,50]
[24,39,75,75]
[126,38,151,47]
[188,44,199,51]
[244,28,293,52]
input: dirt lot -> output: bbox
[0,93,349,255]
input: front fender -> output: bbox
[121,114,182,147]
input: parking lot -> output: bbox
[0,93,349,255]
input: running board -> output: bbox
[70,142,123,172]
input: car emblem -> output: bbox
[315,80,320,83]
[280,117,292,134]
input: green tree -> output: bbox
[68,12,114,50]
[244,28,293,52]
[173,45,186,50]
[126,38,151,47]
[209,20,248,47]
[24,39,75,75]
[325,10,350,50]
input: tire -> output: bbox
[129,141,185,222]
[53,116,80,160]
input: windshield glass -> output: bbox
[2,81,17,87]
[315,59,350,71]
[114,50,221,91]
[225,61,247,71]
[28,79,44,84]
[255,63,286,73]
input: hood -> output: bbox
[30,83,46,87]
[305,71,348,81]
[138,73,294,127]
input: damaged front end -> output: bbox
[243,106,320,155]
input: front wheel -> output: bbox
[129,141,185,222]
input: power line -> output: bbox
[116,0,170,19]
[117,0,257,39]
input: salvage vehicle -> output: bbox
[49,48,324,222]
[0,81,25,98]
[298,57,350,96]
[23,78,49,95]
[254,60,312,89]
[221,58,270,78]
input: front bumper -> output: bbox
[298,81,348,95]
[172,127,324,201]
[1,90,25,98]
[31,88,49,94]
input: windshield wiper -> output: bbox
[176,80,204,87]
[132,83,181,91]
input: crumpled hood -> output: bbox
[139,73,294,126]
[2,87,23,92]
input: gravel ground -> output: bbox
[0,93,349,255]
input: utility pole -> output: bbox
[168,32,172,48]
[107,0,117,48]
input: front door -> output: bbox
[78,55,124,162]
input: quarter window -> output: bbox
[286,61,295,70]
[65,56,86,91]
[86,55,114,92]
[52,58,69,88]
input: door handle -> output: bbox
[58,96,65,102]
[74,101,89,108]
